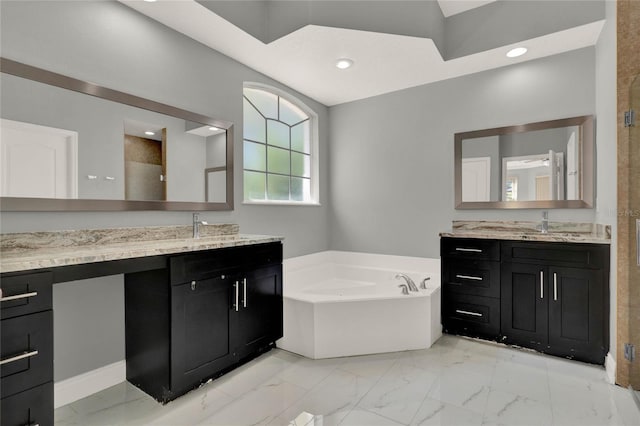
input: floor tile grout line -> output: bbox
[337,355,404,425]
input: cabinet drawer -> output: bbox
[170,243,283,285]
[443,259,500,298]
[441,238,500,261]
[1,311,53,398]
[442,293,500,339]
[170,249,236,284]
[0,272,52,320]
[502,241,608,269]
[243,243,283,268]
[0,381,53,426]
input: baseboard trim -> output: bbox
[605,352,616,384]
[54,360,126,408]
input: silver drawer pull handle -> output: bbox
[455,274,483,281]
[0,350,39,366]
[540,271,544,299]
[553,273,558,301]
[0,291,38,302]
[233,281,239,312]
[455,248,482,253]
[455,309,482,317]
[242,278,247,308]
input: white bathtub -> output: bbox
[277,251,442,359]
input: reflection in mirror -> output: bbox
[124,120,166,201]
[1,118,79,199]
[0,58,234,211]
[501,151,565,201]
[455,116,593,209]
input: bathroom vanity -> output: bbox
[0,225,283,426]
[440,221,610,365]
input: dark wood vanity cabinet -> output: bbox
[125,242,283,403]
[501,241,608,364]
[441,237,609,364]
[0,272,54,426]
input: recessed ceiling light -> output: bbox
[143,0,157,2]
[506,47,528,58]
[335,58,354,70]
[145,131,155,136]
[209,126,220,131]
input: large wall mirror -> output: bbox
[0,58,234,211]
[455,115,594,209]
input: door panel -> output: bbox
[171,275,236,393]
[501,262,548,348]
[629,74,640,392]
[236,265,282,358]
[549,266,605,363]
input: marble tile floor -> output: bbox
[55,335,640,426]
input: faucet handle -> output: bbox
[420,277,431,289]
[398,284,409,295]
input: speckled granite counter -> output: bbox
[0,224,283,273]
[440,220,611,244]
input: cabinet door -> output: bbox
[236,265,283,359]
[501,262,548,348]
[548,266,606,363]
[171,274,236,394]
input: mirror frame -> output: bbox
[0,57,234,211]
[454,115,594,209]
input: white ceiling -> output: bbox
[120,0,604,106]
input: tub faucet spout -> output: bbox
[395,273,419,292]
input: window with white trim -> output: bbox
[243,84,318,204]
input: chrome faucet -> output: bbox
[420,277,431,289]
[540,211,549,234]
[395,273,419,292]
[192,213,208,239]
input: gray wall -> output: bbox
[0,0,331,380]
[329,48,597,258]
[594,0,617,368]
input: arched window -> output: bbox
[243,84,318,204]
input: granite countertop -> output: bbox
[0,224,283,273]
[440,220,611,244]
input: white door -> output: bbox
[0,119,78,198]
[566,131,578,200]
[548,149,557,200]
[462,157,491,202]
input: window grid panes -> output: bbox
[243,87,312,202]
